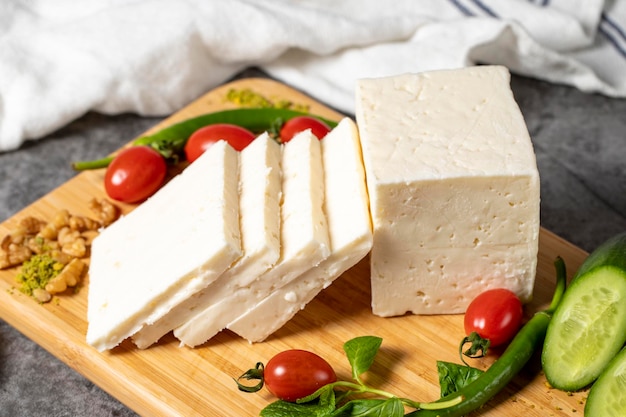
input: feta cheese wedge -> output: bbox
[86,140,241,351]
[355,66,540,317]
[174,130,330,347]
[228,118,373,342]
[131,133,281,349]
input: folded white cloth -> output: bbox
[1,0,625,152]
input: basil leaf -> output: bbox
[260,400,329,417]
[333,398,404,417]
[343,336,383,383]
[261,398,331,417]
[437,360,484,397]
[262,385,336,417]
[297,384,336,406]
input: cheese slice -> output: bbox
[86,140,241,351]
[228,118,373,342]
[174,130,330,347]
[355,66,540,317]
[131,133,281,349]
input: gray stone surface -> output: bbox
[1,69,625,416]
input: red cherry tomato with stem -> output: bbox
[104,146,167,204]
[185,123,255,162]
[464,288,523,347]
[264,349,337,402]
[280,116,331,143]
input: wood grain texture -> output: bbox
[0,78,590,416]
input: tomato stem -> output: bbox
[234,362,265,393]
[459,331,490,366]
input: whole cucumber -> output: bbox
[542,232,626,391]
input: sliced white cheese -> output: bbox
[86,140,241,351]
[355,66,540,317]
[228,118,373,342]
[131,133,281,349]
[174,129,330,347]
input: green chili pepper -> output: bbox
[406,257,567,417]
[72,108,338,171]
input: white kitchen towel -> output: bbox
[1,0,625,152]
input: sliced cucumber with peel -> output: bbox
[542,232,626,391]
[585,346,626,416]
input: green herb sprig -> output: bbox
[258,336,462,417]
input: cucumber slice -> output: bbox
[585,346,626,417]
[542,232,626,391]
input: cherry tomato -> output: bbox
[184,123,255,162]
[264,349,337,402]
[279,116,331,143]
[104,146,167,204]
[464,288,523,347]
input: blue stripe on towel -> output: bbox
[600,12,626,59]
[448,0,475,17]
[471,0,498,18]
[525,0,551,7]
[448,0,499,18]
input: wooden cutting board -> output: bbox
[0,78,591,417]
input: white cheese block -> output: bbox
[228,118,373,342]
[355,66,540,317]
[86,140,242,351]
[131,133,281,349]
[174,130,330,347]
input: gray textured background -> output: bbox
[1,69,625,416]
